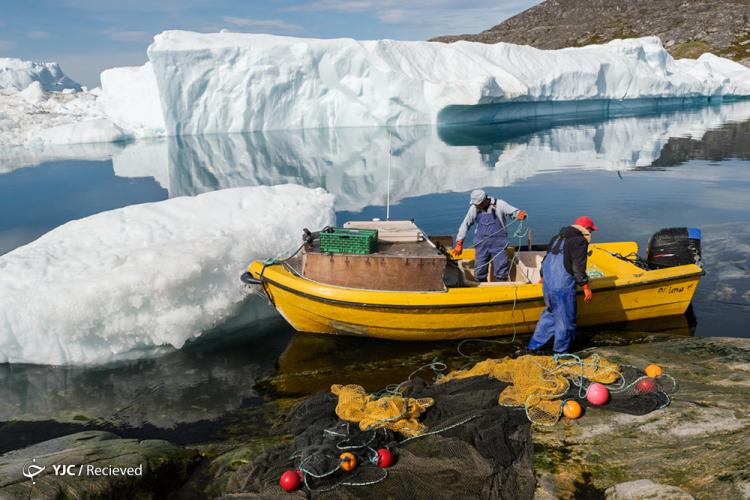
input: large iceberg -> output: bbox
[3,34,750,147]
[145,32,750,133]
[0,184,335,365]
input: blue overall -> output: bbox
[528,237,577,353]
[474,209,509,281]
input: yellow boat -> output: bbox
[242,222,702,341]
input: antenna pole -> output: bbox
[386,133,391,221]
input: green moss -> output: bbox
[533,441,573,473]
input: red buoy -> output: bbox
[376,448,394,468]
[635,377,656,394]
[279,470,301,492]
[586,383,610,405]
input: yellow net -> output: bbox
[438,354,621,426]
[331,384,434,437]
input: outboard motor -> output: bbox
[647,227,702,269]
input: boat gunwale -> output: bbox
[253,267,704,310]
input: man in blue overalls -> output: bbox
[528,216,598,353]
[450,189,527,282]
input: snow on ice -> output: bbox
[0,184,335,365]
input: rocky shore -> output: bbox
[1,335,748,499]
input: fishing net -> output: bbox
[330,384,434,438]
[437,353,676,426]
[229,376,535,499]
[228,354,676,498]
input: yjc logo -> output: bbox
[22,458,45,484]
[51,464,78,476]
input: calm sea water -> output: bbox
[1,101,749,448]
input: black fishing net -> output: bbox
[227,376,535,499]
[225,363,677,499]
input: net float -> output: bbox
[645,364,663,378]
[562,399,583,419]
[339,452,358,472]
[586,383,610,405]
[279,470,302,492]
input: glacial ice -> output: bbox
[99,62,166,138]
[0,58,81,92]
[0,83,116,147]
[146,32,750,134]
[0,184,335,365]
[3,34,750,147]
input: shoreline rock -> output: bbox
[533,336,750,499]
[0,431,200,499]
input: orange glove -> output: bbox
[582,283,593,303]
[516,210,527,221]
[450,239,464,257]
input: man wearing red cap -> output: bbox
[528,216,599,353]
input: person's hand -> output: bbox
[516,210,527,221]
[583,283,593,303]
[450,240,463,257]
[538,276,543,284]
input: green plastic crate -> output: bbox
[320,227,378,254]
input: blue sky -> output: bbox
[0,0,540,87]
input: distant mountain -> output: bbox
[432,0,750,67]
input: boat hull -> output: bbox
[247,243,702,341]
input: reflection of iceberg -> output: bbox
[111,101,750,212]
[0,141,126,174]
[0,320,292,428]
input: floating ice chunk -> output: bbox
[0,184,335,365]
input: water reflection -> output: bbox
[109,101,750,211]
[0,317,292,429]
[0,313,693,439]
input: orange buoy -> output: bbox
[644,364,663,378]
[339,452,357,472]
[562,399,582,419]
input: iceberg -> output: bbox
[0,58,81,92]
[145,32,750,134]
[99,62,166,138]
[0,84,117,147]
[4,34,750,147]
[0,184,335,365]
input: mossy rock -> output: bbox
[533,337,750,499]
[0,431,200,499]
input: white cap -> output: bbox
[470,189,487,205]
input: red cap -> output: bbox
[575,216,599,231]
